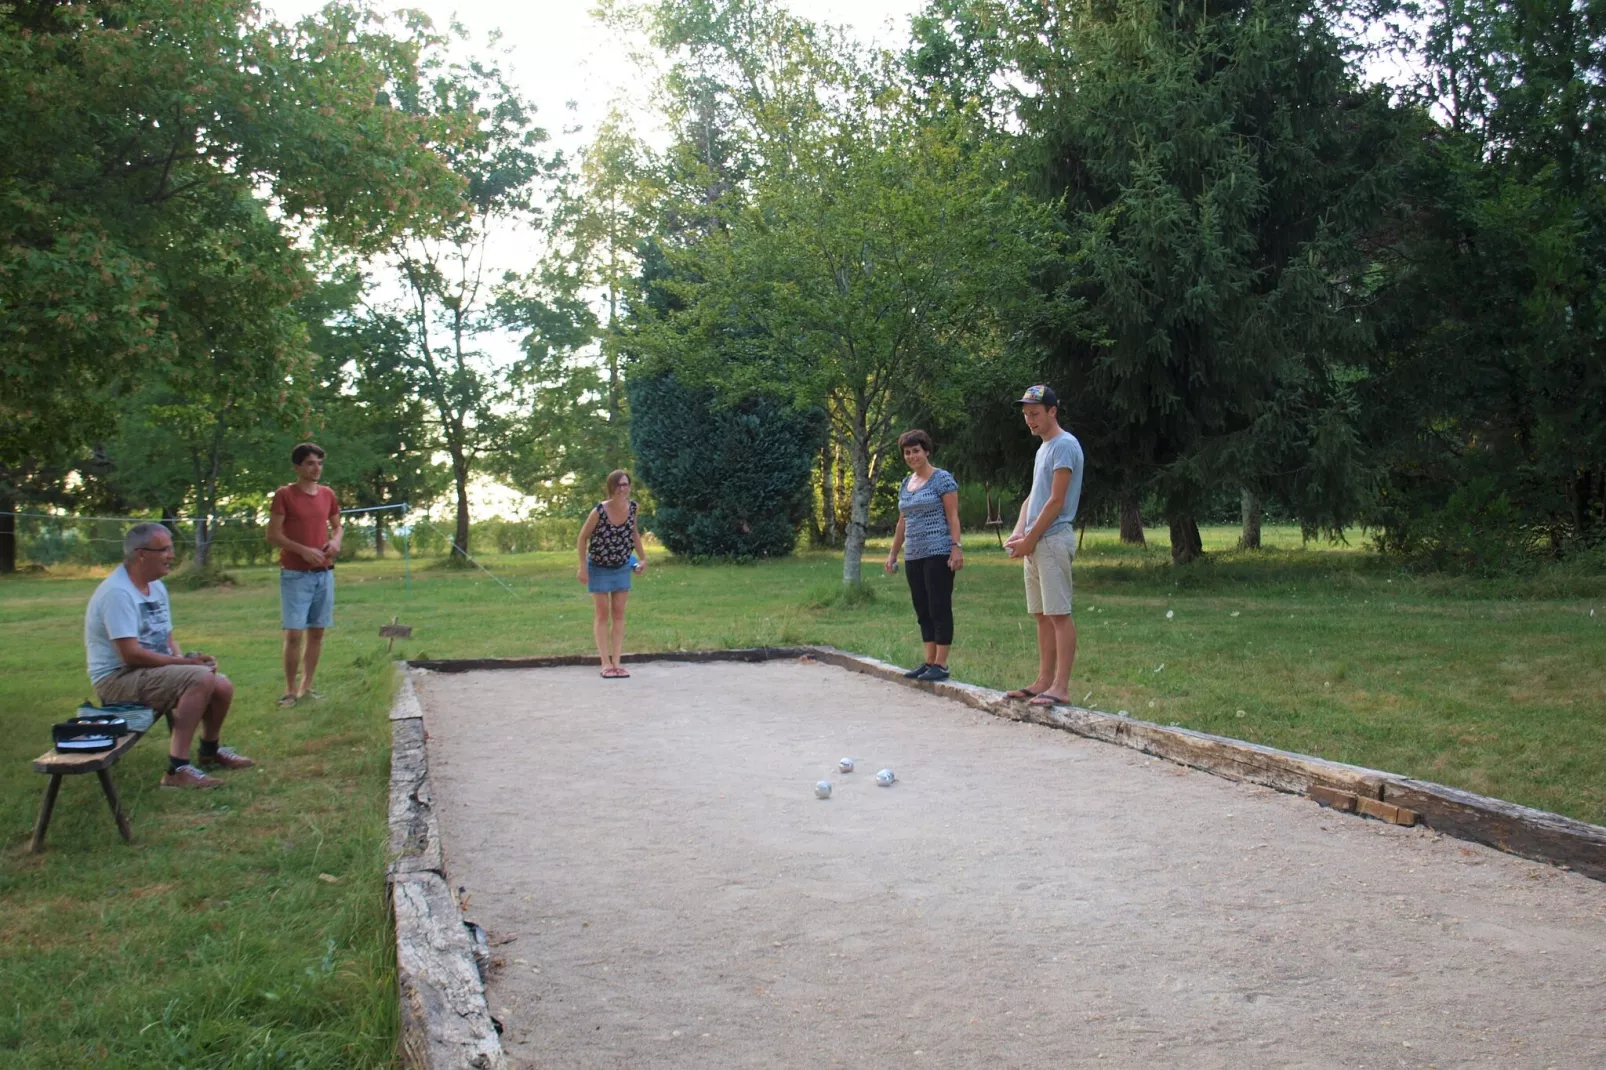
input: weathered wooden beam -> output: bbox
[1383,779,1606,880]
[1054,709,1396,799]
[389,670,427,721]
[393,872,507,1070]
[407,646,816,674]
[810,646,1396,799]
[388,716,442,881]
[808,645,1606,880]
[387,664,506,1069]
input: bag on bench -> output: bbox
[77,700,156,734]
[52,716,129,753]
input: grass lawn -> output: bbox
[2,525,1603,1066]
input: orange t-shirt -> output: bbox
[271,484,340,570]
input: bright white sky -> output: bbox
[266,0,929,160]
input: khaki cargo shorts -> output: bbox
[94,664,215,713]
[1024,528,1075,616]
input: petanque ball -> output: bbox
[839,758,855,773]
[815,780,833,799]
[875,768,896,786]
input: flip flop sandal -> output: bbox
[277,694,298,708]
[615,668,631,678]
[1004,688,1040,700]
[1028,693,1067,707]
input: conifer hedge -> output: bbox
[629,373,825,559]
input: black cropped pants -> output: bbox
[905,554,955,646]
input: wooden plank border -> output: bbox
[386,665,507,1070]
[1382,779,1606,881]
[408,646,815,674]
[804,646,1398,798]
[800,645,1606,880]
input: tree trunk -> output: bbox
[1119,487,1146,545]
[819,441,836,547]
[191,415,227,571]
[452,451,471,559]
[841,435,873,586]
[375,514,387,558]
[161,505,182,540]
[0,490,14,573]
[605,287,623,470]
[833,446,849,545]
[1168,515,1204,564]
[193,515,214,569]
[1239,488,1263,550]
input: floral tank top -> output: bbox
[588,500,636,568]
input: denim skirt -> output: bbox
[587,561,632,594]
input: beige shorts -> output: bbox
[1024,529,1075,616]
[94,664,215,713]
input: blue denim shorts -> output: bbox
[281,568,335,630]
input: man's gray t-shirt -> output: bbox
[1025,429,1085,537]
[85,565,173,683]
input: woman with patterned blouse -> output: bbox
[884,430,964,680]
[576,470,647,678]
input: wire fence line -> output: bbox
[2,506,565,593]
[0,503,408,524]
[3,505,414,570]
[411,517,522,598]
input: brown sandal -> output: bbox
[1004,688,1039,700]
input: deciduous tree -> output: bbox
[0,0,468,569]
[636,0,1052,583]
[387,32,560,558]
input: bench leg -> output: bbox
[96,769,133,843]
[30,775,63,853]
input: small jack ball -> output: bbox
[838,758,855,773]
[876,769,896,786]
[815,780,833,799]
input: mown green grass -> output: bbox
[2,526,1603,1066]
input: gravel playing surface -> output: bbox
[416,660,1606,1070]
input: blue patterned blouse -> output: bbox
[898,468,959,560]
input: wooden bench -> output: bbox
[31,723,161,852]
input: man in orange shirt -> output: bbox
[267,443,342,708]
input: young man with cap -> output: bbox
[1003,385,1085,707]
[267,443,342,708]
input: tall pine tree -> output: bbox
[996,0,1413,560]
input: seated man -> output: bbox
[84,522,256,789]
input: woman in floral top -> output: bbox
[577,470,647,678]
[884,430,964,680]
